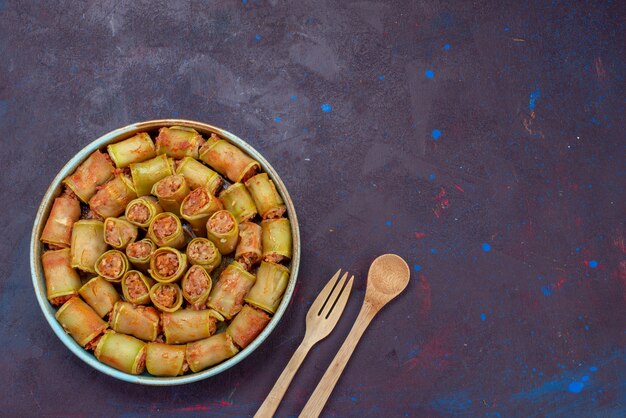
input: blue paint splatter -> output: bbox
[480,313,486,321]
[242,0,247,4]
[0,0,6,11]
[589,260,598,268]
[529,87,540,111]
[430,248,437,254]
[575,247,581,252]
[443,43,451,50]
[589,366,598,372]
[385,220,392,226]
[321,103,332,113]
[413,264,422,272]
[379,75,385,80]
[541,285,553,296]
[274,116,281,123]
[431,129,442,139]
[69,64,78,74]
[351,396,357,402]
[584,325,589,331]
[303,127,308,133]
[425,69,435,79]
[568,381,584,393]
[481,243,491,252]
[0,100,7,119]
[428,173,436,181]
[504,27,510,31]
[172,111,180,117]
[290,95,297,101]
[581,375,589,382]
[255,34,261,41]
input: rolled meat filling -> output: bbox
[125,272,149,300]
[183,267,209,298]
[152,215,177,241]
[182,187,208,216]
[187,240,216,262]
[51,294,74,307]
[265,206,287,219]
[126,203,150,224]
[156,176,183,198]
[84,334,103,351]
[126,241,152,259]
[208,211,234,234]
[155,252,179,277]
[98,252,124,278]
[153,285,177,308]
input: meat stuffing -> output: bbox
[187,240,215,261]
[153,216,177,240]
[156,176,182,197]
[98,253,124,277]
[182,188,208,215]
[208,211,234,234]
[127,202,150,223]
[184,267,209,298]
[153,285,177,307]
[155,252,179,277]
[125,272,148,299]
[126,241,152,259]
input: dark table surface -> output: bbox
[1,1,624,416]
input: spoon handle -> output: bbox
[299,303,376,418]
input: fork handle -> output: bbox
[255,339,313,418]
[299,303,376,418]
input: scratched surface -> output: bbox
[0,0,624,416]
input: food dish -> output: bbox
[30,120,300,385]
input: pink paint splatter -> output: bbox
[165,401,233,413]
[414,232,427,239]
[417,274,432,316]
[594,56,606,79]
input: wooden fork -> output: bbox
[254,270,354,418]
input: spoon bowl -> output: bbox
[366,254,411,308]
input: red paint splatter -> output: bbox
[403,331,451,373]
[433,187,450,218]
[414,232,427,239]
[594,56,606,79]
[166,401,233,412]
[453,183,465,193]
[574,216,583,227]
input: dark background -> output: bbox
[1,0,624,416]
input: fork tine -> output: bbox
[325,275,354,320]
[308,269,341,316]
[321,272,349,318]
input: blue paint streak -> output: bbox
[274,116,281,123]
[413,264,422,272]
[589,260,598,268]
[568,382,584,393]
[589,366,598,372]
[481,243,491,252]
[255,34,261,41]
[480,313,486,321]
[529,86,540,110]
[379,75,385,80]
[425,69,435,79]
[321,103,332,113]
[290,95,297,101]
[431,129,442,139]
[541,285,553,296]
[443,43,451,50]
[385,220,392,226]
[428,173,436,181]
[431,392,473,415]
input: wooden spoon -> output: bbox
[299,254,411,418]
